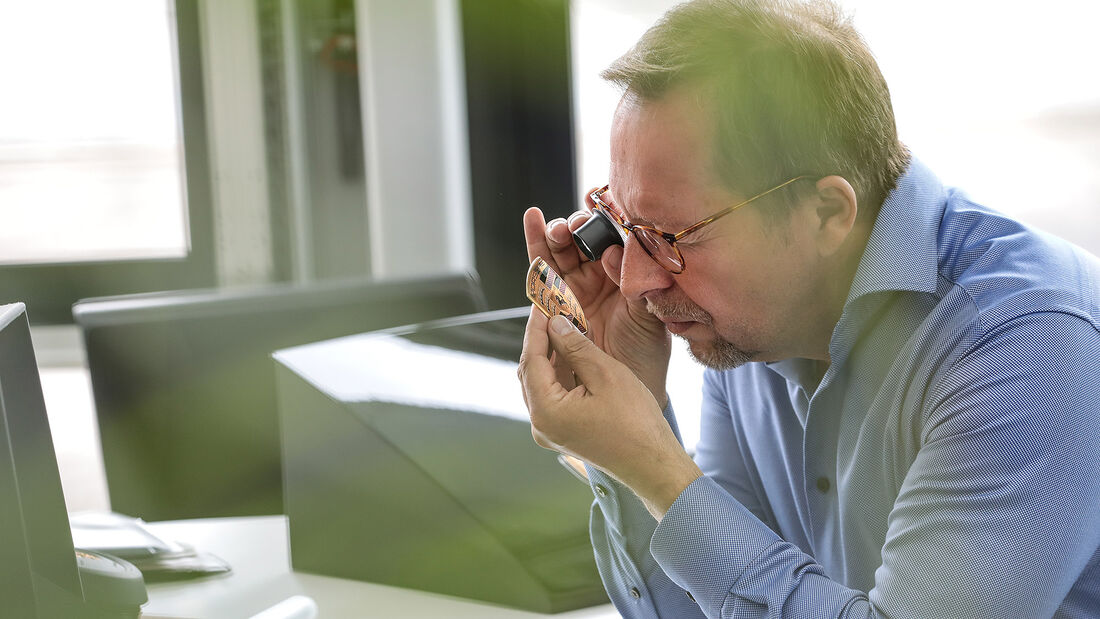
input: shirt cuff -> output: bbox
[650,475,782,614]
[585,399,682,533]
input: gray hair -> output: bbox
[603,0,910,219]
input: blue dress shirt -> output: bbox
[585,160,1100,618]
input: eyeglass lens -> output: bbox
[597,189,685,273]
[635,228,684,272]
[598,190,682,272]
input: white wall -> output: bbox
[356,0,474,280]
[199,0,275,286]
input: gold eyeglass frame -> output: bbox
[589,175,812,274]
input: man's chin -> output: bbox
[683,336,754,370]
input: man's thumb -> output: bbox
[547,314,605,382]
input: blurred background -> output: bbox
[1,0,1097,513]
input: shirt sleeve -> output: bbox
[586,400,711,618]
[645,311,1100,618]
[586,369,796,617]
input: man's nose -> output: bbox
[617,237,675,303]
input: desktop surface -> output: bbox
[141,516,617,619]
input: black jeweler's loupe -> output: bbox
[572,210,625,261]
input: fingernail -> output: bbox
[551,315,573,335]
[548,219,569,241]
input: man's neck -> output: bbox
[805,219,875,362]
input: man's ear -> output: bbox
[809,175,859,256]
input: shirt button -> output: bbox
[816,476,831,493]
[594,484,608,498]
[630,587,641,599]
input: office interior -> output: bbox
[1,0,1098,616]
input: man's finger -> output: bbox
[524,206,552,263]
[518,305,564,406]
[525,207,584,281]
[520,304,550,367]
[545,218,583,276]
[601,244,624,287]
[549,350,576,391]
[546,314,610,390]
[568,210,591,230]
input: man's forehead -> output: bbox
[608,92,726,230]
[614,85,709,117]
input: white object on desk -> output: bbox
[140,516,617,619]
[248,595,317,619]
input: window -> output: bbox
[0,0,187,264]
[0,0,214,324]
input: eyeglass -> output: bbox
[589,175,812,274]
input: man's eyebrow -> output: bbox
[624,209,687,232]
[610,196,681,231]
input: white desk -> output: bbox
[141,516,619,619]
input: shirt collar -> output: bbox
[766,159,945,386]
[765,357,826,395]
[844,158,946,304]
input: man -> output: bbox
[516,0,1100,617]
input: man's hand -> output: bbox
[523,203,671,407]
[518,306,702,520]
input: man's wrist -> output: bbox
[637,368,668,409]
[624,451,703,521]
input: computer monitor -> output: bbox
[0,303,148,618]
[0,302,86,617]
[73,273,487,520]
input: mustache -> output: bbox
[645,296,712,325]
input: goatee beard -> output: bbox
[646,297,755,370]
[685,339,753,370]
